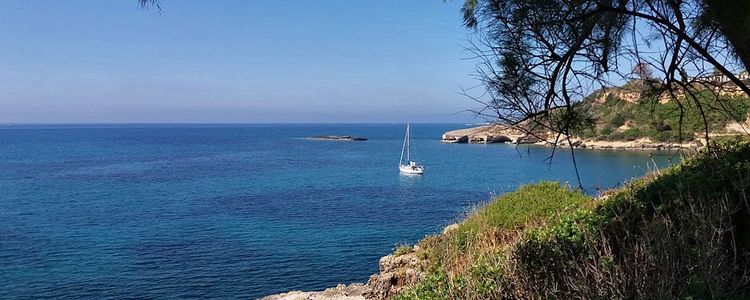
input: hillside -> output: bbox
[390,140,750,299]
[443,81,750,150]
[575,82,750,142]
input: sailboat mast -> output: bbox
[406,123,410,162]
[399,124,408,165]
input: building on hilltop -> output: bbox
[693,70,750,83]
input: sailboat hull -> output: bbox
[399,164,424,174]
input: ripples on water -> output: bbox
[0,124,675,298]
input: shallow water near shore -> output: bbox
[0,124,676,298]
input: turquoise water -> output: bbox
[0,124,674,298]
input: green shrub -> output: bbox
[655,121,672,132]
[609,113,626,127]
[393,271,451,300]
[394,244,413,256]
[459,182,590,234]
[621,128,641,141]
[653,131,672,142]
[606,131,623,141]
[604,94,619,106]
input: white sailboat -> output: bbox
[399,123,424,175]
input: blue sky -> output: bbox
[0,0,480,123]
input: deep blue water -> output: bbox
[0,124,675,298]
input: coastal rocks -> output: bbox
[442,125,531,144]
[725,113,750,134]
[443,125,708,151]
[260,284,367,300]
[306,135,368,141]
[363,253,424,300]
[442,223,459,235]
[442,125,704,151]
[442,134,469,143]
[569,139,699,151]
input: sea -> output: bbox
[0,124,676,298]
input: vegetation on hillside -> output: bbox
[395,140,750,299]
[573,90,750,142]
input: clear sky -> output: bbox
[0,0,481,123]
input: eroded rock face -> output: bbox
[442,125,530,144]
[363,253,424,300]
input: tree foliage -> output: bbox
[138,0,159,9]
[461,0,750,148]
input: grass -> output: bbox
[394,139,750,299]
[394,244,414,256]
[458,182,590,233]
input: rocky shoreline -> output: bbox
[538,138,701,151]
[442,125,702,151]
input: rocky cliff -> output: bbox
[441,125,540,144]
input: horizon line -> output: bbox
[2,121,484,126]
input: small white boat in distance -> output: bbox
[399,123,424,175]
